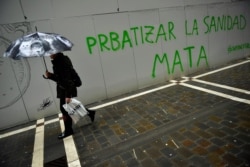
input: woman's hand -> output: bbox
[65,98,71,103]
[45,70,52,78]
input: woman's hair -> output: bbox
[55,52,64,56]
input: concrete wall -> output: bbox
[0,0,249,129]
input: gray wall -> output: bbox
[0,0,249,129]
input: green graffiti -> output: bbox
[152,53,170,78]
[155,22,176,42]
[152,45,208,78]
[168,22,176,40]
[144,26,154,43]
[122,30,133,49]
[197,45,208,66]
[139,26,145,44]
[130,27,139,45]
[228,42,250,53]
[110,32,120,51]
[204,15,246,34]
[172,50,183,73]
[156,24,167,42]
[98,34,110,52]
[185,19,199,35]
[184,46,195,67]
[86,23,176,55]
[85,13,247,78]
[86,36,96,54]
[86,14,247,54]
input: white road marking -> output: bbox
[170,79,188,83]
[193,60,250,79]
[32,118,44,167]
[180,83,250,105]
[0,59,249,167]
[0,125,36,139]
[133,149,138,160]
[0,118,59,139]
[59,113,81,167]
[45,118,60,125]
[0,118,60,139]
[171,139,179,149]
[192,78,250,95]
[89,83,176,110]
[161,108,168,115]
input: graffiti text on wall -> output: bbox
[85,14,247,77]
[186,14,246,35]
[151,45,208,78]
[228,43,250,53]
[86,22,176,54]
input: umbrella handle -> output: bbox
[42,56,48,71]
[42,57,48,79]
[43,75,48,79]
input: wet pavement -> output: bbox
[0,58,250,167]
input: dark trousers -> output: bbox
[60,97,73,133]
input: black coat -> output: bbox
[48,54,77,98]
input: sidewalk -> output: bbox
[0,58,249,167]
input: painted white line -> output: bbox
[89,83,176,110]
[0,118,59,139]
[180,83,250,105]
[170,79,188,83]
[68,160,81,167]
[171,139,179,149]
[64,137,81,167]
[59,113,81,167]
[32,118,45,167]
[1,56,247,138]
[193,60,250,78]
[161,108,168,115]
[192,78,250,95]
[170,80,178,83]
[133,149,138,160]
[45,117,60,125]
[0,125,36,139]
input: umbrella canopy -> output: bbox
[3,32,73,60]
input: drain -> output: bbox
[44,156,67,167]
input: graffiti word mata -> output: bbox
[86,22,176,54]
[152,45,208,78]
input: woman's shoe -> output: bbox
[87,109,96,122]
[58,131,74,139]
